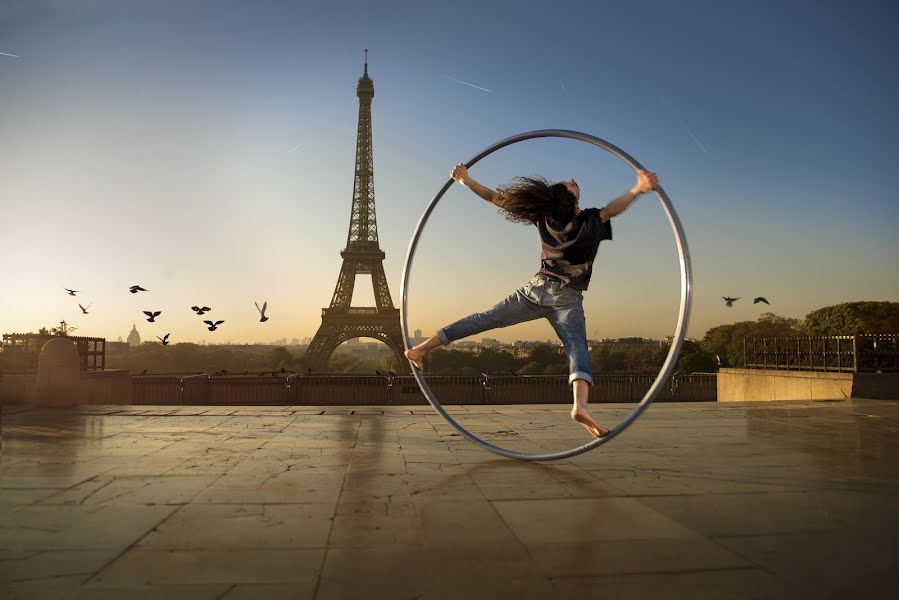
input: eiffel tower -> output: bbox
[303,52,407,373]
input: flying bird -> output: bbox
[129,285,147,294]
[78,302,92,314]
[255,301,269,322]
[722,297,740,308]
[143,310,161,322]
[753,297,770,305]
[65,288,80,296]
[191,306,211,315]
[204,320,225,331]
[157,333,170,346]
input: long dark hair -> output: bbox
[494,176,578,225]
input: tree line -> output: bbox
[5,301,896,375]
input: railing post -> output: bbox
[852,335,858,373]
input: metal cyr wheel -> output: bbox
[400,129,692,461]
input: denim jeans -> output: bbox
[437,276,593,386]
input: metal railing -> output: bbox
[131,372,717,405]
[744,334,898,373]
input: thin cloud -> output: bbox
[440,74,494,94]
[0,52,21,58]
[646,83,710,154]
[287,142,303,154]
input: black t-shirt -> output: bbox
[535,207,612,291]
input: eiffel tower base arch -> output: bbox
[303,308,409,374]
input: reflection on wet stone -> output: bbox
[0,399,897,598]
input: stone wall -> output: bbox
[717,368,899,402]
[718,368,853,402]
[852,373,899,400]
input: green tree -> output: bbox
[50,320,76,336]
[267,347,294,370]
[702,312,802,367]
[518,361,546,375]
[475,347,521,373]
[428,348,478,374]
[803,301,899,335]
[591,347,628,373]
[526,343,566,367]
[673,340,718,373]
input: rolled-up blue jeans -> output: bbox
[437,276,593,386]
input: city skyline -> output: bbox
[108,322,668,348]
[1,1,897,347]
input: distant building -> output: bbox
[291,338,299,346]
[2,332,106,371]
[481,338,501,348]
[594,337,663,351]
[454,341,481,353]
[664,335,699,345]
[116,336,123,343]
[127,324,141,348]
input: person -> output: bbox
[405,164,659,438]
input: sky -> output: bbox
[1,0,897,348]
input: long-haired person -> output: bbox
[405,164,659,437]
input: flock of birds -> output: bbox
[722,296,769,308]
[63,286,269,345]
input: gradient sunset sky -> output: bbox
[1,0,897,346]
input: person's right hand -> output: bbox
[631,170,659,194]
[451,163,468,184]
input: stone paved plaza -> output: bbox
[1,399,897,599]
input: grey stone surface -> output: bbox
[1,399,897,599]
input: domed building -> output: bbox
[127,323,141,348]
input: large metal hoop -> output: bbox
[400,130,692,461]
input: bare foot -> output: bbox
[404,348,424,371]
[570,406,609,438]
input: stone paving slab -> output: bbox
[1,399,897,599]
